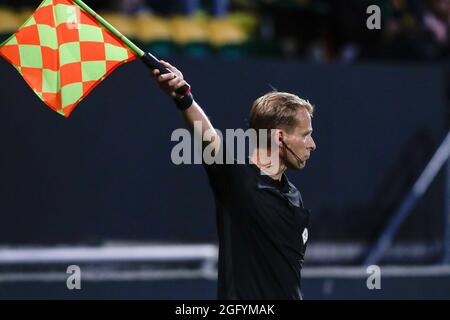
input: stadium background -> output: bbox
[0,0,449,299]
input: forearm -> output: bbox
[151,60,220,149]
[180,100,213,134]
[180,100,220,150]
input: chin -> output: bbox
[289,161,306,170]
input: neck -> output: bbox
[250,148,286,181]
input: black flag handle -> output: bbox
[141,52,191,98]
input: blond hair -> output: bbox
[249,92,314,145]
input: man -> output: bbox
[152,60,316,300]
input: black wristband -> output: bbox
[174,92,194,111]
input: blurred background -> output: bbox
[0,0,449,299]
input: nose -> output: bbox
[308,137,316,152]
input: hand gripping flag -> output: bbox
[0,0,190,118]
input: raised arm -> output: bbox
[152,60,220,151]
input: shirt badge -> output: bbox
[302,228,308,245]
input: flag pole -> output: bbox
[71,0,191,97]
[72,0,143,56]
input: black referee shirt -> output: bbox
[204,149,311,300]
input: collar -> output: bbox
[249,161,303,208]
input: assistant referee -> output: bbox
[152,61,317,300]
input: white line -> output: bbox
[1,266,449,282]
[302,265,450,278]
[413,130,450,195]
[0,269,218,283]
[0,244,218,264]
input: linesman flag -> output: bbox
[0,0,190,118]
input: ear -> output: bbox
[278,130,284,143]
[273,129,283,146]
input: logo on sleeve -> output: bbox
[302,228,308,245]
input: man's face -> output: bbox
[281,108,316,170]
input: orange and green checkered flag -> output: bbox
[0,0,191,118]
